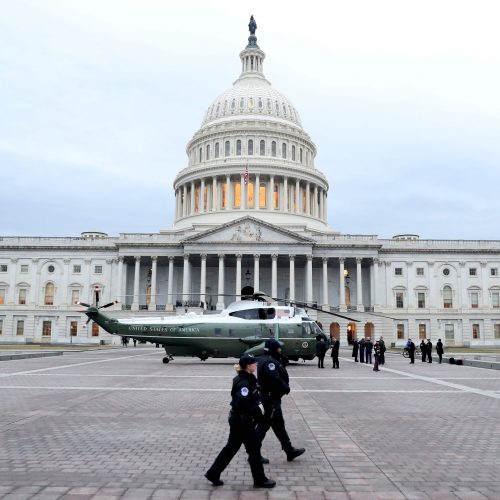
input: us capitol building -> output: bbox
[1,19,500,347]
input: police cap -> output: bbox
[264,338,281,351]
[239,354,257,369]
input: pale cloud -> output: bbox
[1,0,499,238]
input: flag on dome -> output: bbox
[244,165,249,185]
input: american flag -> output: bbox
[243,165,249,185]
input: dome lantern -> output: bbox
[237,15,266,81]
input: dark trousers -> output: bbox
[256,400,292,454]
[332,356,339,368]
[409,352,415,363]
[428,353,432,363]
[421,351,426,362]
[360,349,365,363]
[207,413,266,482]
[365,352,372,364]
[373,354,380,371]
[438,353,443,363]
[380,352,385,365]
[317,355,325,368]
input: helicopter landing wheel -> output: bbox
[162,356,170,364]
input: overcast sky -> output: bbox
[1,0,499,239]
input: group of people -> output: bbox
[121,336,137,347]
[205,339,305,489]
[405,338,444,364]
[351,336,386,372]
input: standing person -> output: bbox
[256,339,305,462]
[365,338,373,364]
[359,338,366,363]
[205,355,275,489]
[426,339,433,363]
[408,338,416,364]
[133,338,137,347]
[331,337,340,369]
[420,339,426,362]
[352,338,359,362]
[379,337,386,365]
[315,337,327,369]
[436,338,444,364]
[373,341,381,371]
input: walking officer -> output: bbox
[205,355,276,488]
[256,339,305,462]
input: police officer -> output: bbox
[408,338,416,364]
[256,339,305,462]
[205,355,275,488]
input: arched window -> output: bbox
[248,139,253,155]
[225,141,230,156]
[92,322,99,336]
[259,183,266,208]
[44,282,54,305]
[267,99,271,110]
[282,143,287,159]
[215,142,220,158]
[282,103,287,116]
[271,141,276,157]
[199,147,202,163]
[292,145,296,161]
[260,140,265,156]
[231,99,236,110]
[300,148,303,163]
[236,140,242,156]
[275,101,279,113]
[240,98,244,109]
[206,144,210,160]
[258,98,263,109]
[443,286,453,308]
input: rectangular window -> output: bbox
[417,292,425,309]
[273,184,279,209]
[259,184,266,208]
[71,290,80,305]
[471,292,479,308]
[416,267,424,276]
[70,321,78,336]
[445,324,454,341]
[493,292,500,308]
[247,182,254,208]
[222,183,227,209]
[73,265,81,273]
[18,289,27,305]
[16,320,24,336]
[395,292,404,308]
[42,321,51,336]
[20,265,29,273]
[397,323,405,339]
[491,268,498,276]
[0,265,7,272]
[469,268,477,276]
[472,323,480,339]
[419,324,427,340]
[94,265,103,274]
[495,324,500,340]
[395,267,403,276]
[0,289,5,305]
[92,322,99,337]
[233,182,241,208]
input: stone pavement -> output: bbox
[1,347,500,499]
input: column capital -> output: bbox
[134,255,141,262]
[183,254,190,260]
[406,261,413,266]
[63,258,71,264]
[218,253,225,259]
[480,261,487,268]
[118,256,125,263]
[168,256,175,263]
[151,256,158,262]
[84,258,92,264]
[306,254,313,261]
[11,258,18,263]
[271,253,278,260]
[106,258,113,265]
[200,253,207,260]
[289,254,295,261]
[254,254,260,260]
[235,253,242,260]
[322,257,329,264]
[356,257,362,264]
[459,261,466,267]
[373,257,379,264]
[338,257,345,263]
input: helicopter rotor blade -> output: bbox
[77,302,91,308]
[99,301,118,310]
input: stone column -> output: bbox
[306,254,313,304]
[356,258,363,312]
[212,176,217,211]
[236,254,242,300]
[182,254,190,304]
[271,254,278,298]
[116,256,124,303]
[254,254,260,291]
[319,188,324,221]
[306,182,310,215]
[226,174,230,210]
[132,256,141,311]
[149,256,157,310]
[190,181,195,214]
[324,191,328,221]
[269,175,274,209]
[339,257,346,311]
[200,179,205,214]
[289,255,295,302]
[182,184,187,217]
[283,177,288,212]
[255,174,260,210]
[217,254,225,310]
[167,256,174,310]
[373,258,379,308]
[322,257,329,310]
[313,185,318,217]
[295,179,300,213]
[200,253,207,308]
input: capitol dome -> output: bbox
[172,17,329,231]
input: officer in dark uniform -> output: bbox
[408,338,416,364]
[205,354,275,488]
[256,339,305,462]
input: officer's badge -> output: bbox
[268,363,276,371]
[240,387,249,396]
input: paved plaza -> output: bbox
[1,347,500,499]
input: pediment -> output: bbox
[182,217,313,244]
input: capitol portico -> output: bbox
[1,19,500,347]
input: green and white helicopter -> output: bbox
[78,292,360,364]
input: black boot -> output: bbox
[286,447,306,461]
[254,478,276,488]
[204,472,223,486]
[248,456,269,464]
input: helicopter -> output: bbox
[78,292,361,364]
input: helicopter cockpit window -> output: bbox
[311,322,324,336]
[266,308,276,319]
[302,323,312,336]
[230,309,260,320]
